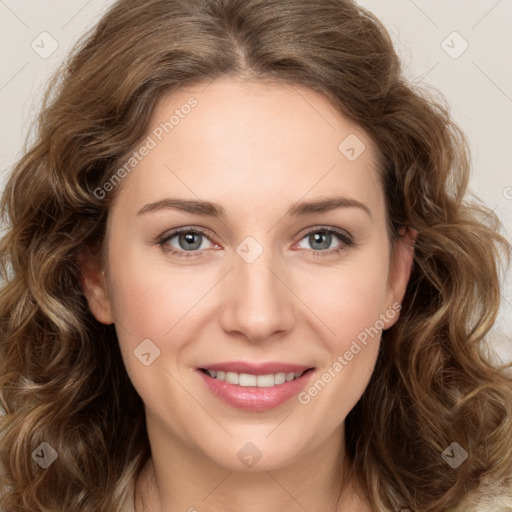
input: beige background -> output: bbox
[0,0,511,361]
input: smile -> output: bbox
[200,369,307,387]
[197,366,315,411]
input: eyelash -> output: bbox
[155,225,355,259]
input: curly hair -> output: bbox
[1,0,511,510]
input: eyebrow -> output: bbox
[136,195,372,219]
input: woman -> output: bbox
[1,0,511,510]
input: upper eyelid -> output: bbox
[295,225,352,241]
[159,226,219,245]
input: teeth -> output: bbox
[205,370,306,387]
[239,373,256,386]
[225,372,239,385]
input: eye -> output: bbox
[156,225,354,259]
[157,227,217,257]
[295,226,354,257]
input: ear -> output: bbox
[384,225,417,328]
[77,254,114,325]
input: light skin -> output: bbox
[80,77,415,511]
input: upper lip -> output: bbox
[198,361,314,375]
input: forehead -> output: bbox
[111,78,384,219]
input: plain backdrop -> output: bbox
[0,0,511,362]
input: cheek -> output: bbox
[306,251,391,345]
[107,236,203,335]
[106,253,200,411]
[105,242,204,380]
[296,257,389,428]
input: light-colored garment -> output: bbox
[459,489,512,512]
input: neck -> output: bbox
[134,421,370,512]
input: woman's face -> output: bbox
[83,77,413,471]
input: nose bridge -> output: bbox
[219,235,295,341]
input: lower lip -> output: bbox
[197,369,315,411]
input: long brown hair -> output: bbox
[1,0,511,510]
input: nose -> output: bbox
[219,243,295,344]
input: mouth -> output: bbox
[198,367,314,387]
[196,363,316,411]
